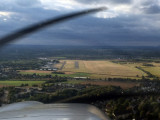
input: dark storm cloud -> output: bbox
[2,11,160,46]
[17,15,160,46]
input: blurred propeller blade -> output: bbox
[0,7,107,47]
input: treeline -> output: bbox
[20,86,121,103]
[10,85,160,104]
[2,45,160,60]
[0,59,47,70]
[0,71,67,80]
[0,88,4,106]
[136,66,156,78]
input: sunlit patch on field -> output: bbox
[142,66,160,77]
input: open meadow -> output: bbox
[0,81,45,87]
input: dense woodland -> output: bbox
[1,45,160,60]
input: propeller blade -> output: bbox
[0,7,107,47]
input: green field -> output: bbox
[55,72,90,77]
[19,70,90,78]
[19,71,51,76]
[0,81,45,87]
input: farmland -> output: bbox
[140,62,160,77]
[0,81,45,87]
[19,70,52,75]
[19,70,90,77]
[64,80,139,89]
[19,59,160,79]
[81,81,139,89]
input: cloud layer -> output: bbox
[0,0,160,46]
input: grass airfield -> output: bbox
[55,60,146,79]
[20,60,149,79]
[19,60,160,79]
[11,60,160,88]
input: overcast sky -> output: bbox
[0,0,160,46]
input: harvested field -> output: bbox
[19,70,52,75]
[0,85,5,88]
[83,61,142,75]
[57,60,146,78]
[81,81,139,89]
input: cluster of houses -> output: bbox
[39,58,59,71]
[140,81,160,92]
[40,62,58,71]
